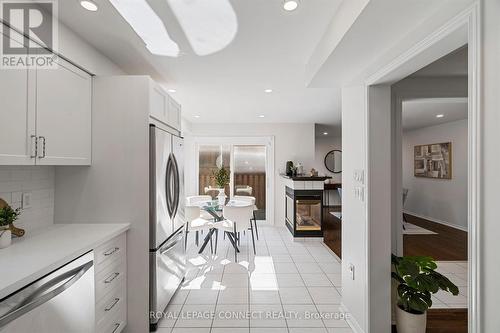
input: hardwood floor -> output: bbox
[323,211,469,332]
[392,309,468,333]
[403,213,468,261]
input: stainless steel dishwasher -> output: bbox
[0,251,95,333]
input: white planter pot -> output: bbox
[396,306,426,333]
[217,189,226,206]
[0,229,12,249]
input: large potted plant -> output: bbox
[212,164,230,205]
[391,254,459,333]
[0,205,21,249]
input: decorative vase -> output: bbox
[217,188,226,206]
[396,306,427,333]
[0,229,12,249]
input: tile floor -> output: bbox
[432,261,468,309]
[155,225,352,333]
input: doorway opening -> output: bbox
[392,46,469,332]
[194,136,274,225]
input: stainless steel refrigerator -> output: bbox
[149,124,186,331]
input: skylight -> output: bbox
[167,0,237,56]
[108,0,179,57]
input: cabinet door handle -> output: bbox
[104,272,120,284]
[104,247,119,256]
[111,323,121,333]
[30,135,37,158]
[105,298,120,312]
[38,136,46,158]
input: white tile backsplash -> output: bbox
[0,166,54,233]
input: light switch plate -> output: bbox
[22,192,32,209]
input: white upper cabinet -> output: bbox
[167,95,181,131]
[0,32,36,165]
[0,27,92,167]
[36,58,92,165]
[148,79,181,131]
[150,83,168,124]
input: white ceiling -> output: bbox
[57,0,342,124]
[402,98,468,131]
[412,46,468,77]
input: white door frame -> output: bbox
[363,3,480,332]
[192,136,275,225]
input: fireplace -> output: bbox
[285,186,323,237]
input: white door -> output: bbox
[35,58,92,165]
[0,30,36,165]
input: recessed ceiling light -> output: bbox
[323,132,328,135]
[168,89,177,93]
[108,0,179,57]
[258,115,265,118]
[436,114,444,118]
[283,0,299,11]
[80,0,98,11]
[194,115,200,118]
[264,89,273,93]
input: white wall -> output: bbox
[185,123,315,227]
[402,119,468,230]
[315,135,342,205]
[0,166,54,233]
[481,0,500,330]
[341,86,368,332]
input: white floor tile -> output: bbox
[326,273,342,287]
[250,290,282,304]
[221,274,249,288]
[273,262,299,274]
[250,328,288,333]
[157,304,182,328]
[275,274,305,287]
[170,328,211,333]
[218,288,249,304]
[308,287,342,304]
[296,262,323,274]
[301,273,333,287]
[185,289,219,305]
[279,287,313,304]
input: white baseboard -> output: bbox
[403,210,468,232]
[340,303,365,333]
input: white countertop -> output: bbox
[0,223,130,299]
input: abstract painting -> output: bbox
[414,142,452,179]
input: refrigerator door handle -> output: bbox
[165,154,174,218]
[170,153,180,219]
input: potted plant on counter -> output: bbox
[212,164,230,205]
[0,205,21,249]
[391,254,459,333]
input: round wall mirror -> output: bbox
[324,150,342,173]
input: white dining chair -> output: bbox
[213,204,256,261]
[184,205,213,250]
[233,196,259,240]
[186,195,213,220]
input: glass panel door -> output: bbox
[233,145,266,211]
[198,144,230,199]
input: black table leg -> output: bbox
[199,229,215,254]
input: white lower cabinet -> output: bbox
[94,233,127,333]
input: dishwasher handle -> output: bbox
[0,260,93,328]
